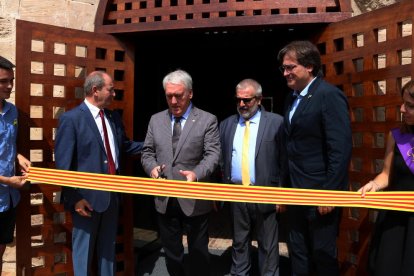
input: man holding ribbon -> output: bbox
[55,71,143,275]
[141,69,220,276]
[219,78,284,276]
[278,40,352,275]
[0,56,31,273]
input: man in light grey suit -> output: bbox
[141,69,220,276]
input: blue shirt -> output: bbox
[231,109,261,185]
[289,77,317,123]
[0,101,19,211]
[170,102,192,131]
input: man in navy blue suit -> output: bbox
[278,41,352,275]
[55,71,143,275]
[219,79,283,276]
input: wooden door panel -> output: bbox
[312,0,413,274]
[15,19,135,275]
[95,0,352,33]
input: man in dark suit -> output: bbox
[278,40,352,275]
[141,69,220,276]
[220,79,283,276]
[55,71,143,275]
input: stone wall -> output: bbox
[0,0,401,103]
[0,0,98,102]
[352,0,401,14]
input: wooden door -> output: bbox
[15,20,135,275]
[312,0,413,274]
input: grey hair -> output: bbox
[162,69,193,91]
[84,71,106,96]
[236,79,262,97]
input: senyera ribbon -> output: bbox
[27,167,414,212]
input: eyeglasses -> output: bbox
[236,97,256,104]
[279,64,297,73]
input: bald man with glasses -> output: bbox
[219,78,284,276]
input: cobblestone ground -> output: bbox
[1,236,288,275]
[2,242,15,275]
[1,205,287,274]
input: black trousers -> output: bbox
[158,198,210,276]
[287,206,340,276]
[230,202,279,276]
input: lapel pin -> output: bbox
[308,95,312,99]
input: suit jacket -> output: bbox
[282,77,352,191]
[220,107,284,213]
[55,101,143,212]
[141,106,221,217]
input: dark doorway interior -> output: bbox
[130,24,324,231]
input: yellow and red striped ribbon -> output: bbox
[27,167,414,212]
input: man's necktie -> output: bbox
[99,110,116,175]
[289,93,300,123]
[172,116,182,155]
[242,120,250,186]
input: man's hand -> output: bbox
[179,170,197,182]
[276,204,286,213]
[150,165,166,179]
[7,175,28,189]
[17,154,31,173]
[74,199,93,217]
[318,206,334,215]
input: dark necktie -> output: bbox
[288,92,298,110]
[289,93,300,123]
[99,110,116,175]
[172,116,182,155]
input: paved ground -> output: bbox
[2,237,289,276]
[136,241,290,276]
[2,205,289,275]
[2,241,15,275]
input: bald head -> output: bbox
[84,71,115,109]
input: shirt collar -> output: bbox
[295,77,317,97]
[171,102,192,121]
[1,100,11,115]
[84,99,101,119]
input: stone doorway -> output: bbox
[132,25,325,141]
[130,25,325,255]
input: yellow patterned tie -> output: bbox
[242,120,250,186]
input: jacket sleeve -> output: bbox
[141,116,158,177]
[322,87,352,190]
[112,110,143,155]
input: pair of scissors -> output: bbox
[157,164,167,179]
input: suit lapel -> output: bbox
[255,108,266,158]
[290,77,321,131]
[162,110,174,158]
[226,114,238,161]
[80,102,106,153]
[104,109,120,159]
